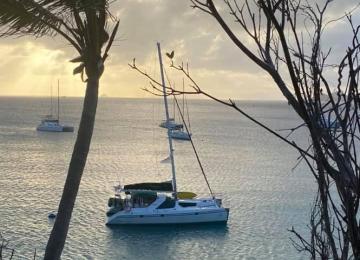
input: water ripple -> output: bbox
[0,98,314,259]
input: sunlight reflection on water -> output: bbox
[0,98,314,259]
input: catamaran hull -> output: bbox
[170,131,191,141]
[106,208,229,225]
[159,121,183,130]
[36,125,74,132]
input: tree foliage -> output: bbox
[132,0,360,258]
[0,1,119,259]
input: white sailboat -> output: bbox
[106,43,229,225]
[159,82,184,130]
[36,80,74,133]
[159,118,183,130]
[169,79,192,141]
[169,129,191,140]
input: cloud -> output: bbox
[0,0,360,99]
[0,42,82,96]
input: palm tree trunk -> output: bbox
[44,76,99,260]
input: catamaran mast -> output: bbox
[182,78,185,118]
[50,84,53,117]
[57,79,60,121]
[157,42,177,198]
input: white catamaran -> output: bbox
[36,80,74,133]
[106,43,229,225]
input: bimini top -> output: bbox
[123,181,173,192]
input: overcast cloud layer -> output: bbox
[0,0,360,99]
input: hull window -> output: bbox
[157,197,176,209]
[179,202,197,207]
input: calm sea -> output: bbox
[0,97,315,259]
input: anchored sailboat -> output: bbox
[169,79,192,141]
[159,82,184,131]
[36,80,74,132]
[106,43,229,225]
[159,118,183,130]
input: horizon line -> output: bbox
[0,94,287,101]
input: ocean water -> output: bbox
[0,97,315,259]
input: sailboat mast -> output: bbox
[50,85,53,116]
[173,86,176,121]
[157,42,177,197]
[182,78,185,117]
[57,79,60,121]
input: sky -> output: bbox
[0,0,359,99]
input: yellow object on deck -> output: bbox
[177,192,197,199]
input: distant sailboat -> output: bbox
[106,43,229,225]
[159,118,183,130]
[169,79,192,141]
[169,129,191,140]
[36,80,74,132]
[159,84,184,130]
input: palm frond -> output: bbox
[40,0,110,14]
[0,0,118,64]
[0,0,62,37]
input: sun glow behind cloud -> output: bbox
[0,39,281,99]
[0,0,359,100]
[0,42,80,96]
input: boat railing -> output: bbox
[113,185,224,198]
[185,192,224,199]
[116,188,174,194]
